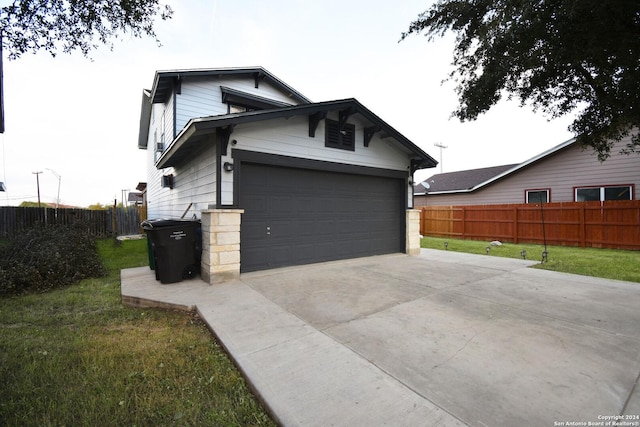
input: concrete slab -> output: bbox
[327,292,640,426]
[121,250,640,427]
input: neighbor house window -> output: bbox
[575,185,633,201]
[526,189,550,203]
[325,119,355,151]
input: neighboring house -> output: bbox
[135,182,147,207]
[414,137,639,207]
[138,67,436,276]
[127,192,143,205]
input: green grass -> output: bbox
[421,236,640,283]
[0,238,275,427]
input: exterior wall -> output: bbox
[146,99,177,219]
[224,113,413,206]
[175,76,301,134]
[146,139,216,220]
[416,138,640,207]
[153,112,414,218]
[145,74,308,218]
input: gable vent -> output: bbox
[325,119,355,151]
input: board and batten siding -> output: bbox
[417,137,640,207]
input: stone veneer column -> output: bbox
[200,209,244,284]
[406,209,421,255]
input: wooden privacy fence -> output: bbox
[0,206,145,238]
[420,200,640,250]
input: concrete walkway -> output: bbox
[121,249,640,426]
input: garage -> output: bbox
[239,161,405,272]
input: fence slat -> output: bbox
[0,206,142,238]
[420,200,640,250]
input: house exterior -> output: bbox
[138,67,436,281]
[414,137,639,207]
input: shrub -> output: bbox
[0,222,107,296]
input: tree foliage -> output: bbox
[0,0,173,59]
[402,0,640,160]
[87,202,109,210]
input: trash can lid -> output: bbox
[141,218,200,229]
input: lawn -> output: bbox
[0,238,275,427]
[421,236,640,283]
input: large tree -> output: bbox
[402,0,640,160]
[0,0,173,59]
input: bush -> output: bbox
[0,223,107,295]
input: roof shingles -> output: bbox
[416,164,519,193]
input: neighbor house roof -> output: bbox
[415,164,518,194]
[415,137,577,195]
[127,192,143,203]
[156,98,438,171]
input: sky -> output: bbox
[0,0,576,207]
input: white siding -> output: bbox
[149,114,414,217]
[147,140,217,219]
[174,76,303,135]
[230,114,412,171]
[146,94,214,220]
[145,73,415,217]
[175,78,226,133]
[229,114,413,206]
[417,137,640,207]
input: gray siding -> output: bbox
[416,137,640,207]
[175,76,301,134]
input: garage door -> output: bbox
[239,162,404,272]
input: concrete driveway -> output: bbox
[121,249,640,426]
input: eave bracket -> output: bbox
[338,107,356,130]
[363,126,381,147]
[308,112,327,137]
[254,72,265,89]
[217,125,235,155]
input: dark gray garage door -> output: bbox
[240,162,404,272]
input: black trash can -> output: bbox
[141,219,201,284]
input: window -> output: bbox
[325,119,355,151]
[526,189,549,203]
[575,185,633,201]
[154,130,163,163]
[221,86,290,113]
[229,104,255,114]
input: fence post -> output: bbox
[112,200,118,241]
[461,206,466,239]
[513,206,519,243]
[580,203,586,248]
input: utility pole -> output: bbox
[121,189,129,210]
[32,171,42,207]
[433,143,448,174]
[46,168,61,217]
